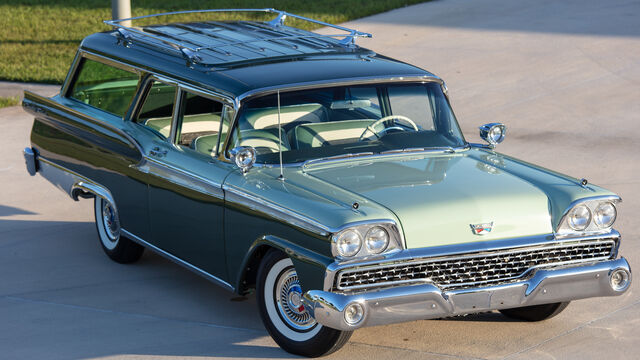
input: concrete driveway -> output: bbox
[1,0,638,358]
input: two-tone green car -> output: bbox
[22,9,631,357]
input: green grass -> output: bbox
[0,1,425,84]
[0,96,20,108]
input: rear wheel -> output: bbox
[94,197,144,264]
[499,302,570,321]
[256,250,352,357]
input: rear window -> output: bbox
[69,58,139,117]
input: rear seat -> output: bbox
[145,113,221,139]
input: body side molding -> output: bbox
[121,229,235,292]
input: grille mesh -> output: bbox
[335,239,616,291]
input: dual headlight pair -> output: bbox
[331,222,402,259]
[557,198,619,235]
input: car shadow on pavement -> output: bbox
[0,204,37,217]
[0,218,300,359]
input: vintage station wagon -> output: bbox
[22,9,631,357]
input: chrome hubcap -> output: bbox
[101,201,120,241]
[275,268,316,331]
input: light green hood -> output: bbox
[305,151,553,248]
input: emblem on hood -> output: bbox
[470,222,493,235]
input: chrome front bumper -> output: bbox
[302,258,631,331]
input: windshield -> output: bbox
[228,82,466,164]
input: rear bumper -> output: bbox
[302,257,631,331]
[23,147,37,176]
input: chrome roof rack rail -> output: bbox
[103,8,372,65]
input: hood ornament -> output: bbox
[470,222,493,235]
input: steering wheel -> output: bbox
[359,115,419,141]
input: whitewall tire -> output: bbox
[94,197,144,264]
[256,250,352,357]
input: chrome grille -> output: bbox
[335,239,616,291]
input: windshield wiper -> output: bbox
[302,152,375,169]
[380,146,455,155]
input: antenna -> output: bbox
[277,90,285,181]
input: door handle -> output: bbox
[149,146,168,157]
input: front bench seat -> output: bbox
[293,119,374,149]
[242,103,326,130]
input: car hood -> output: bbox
[304,151,553,248]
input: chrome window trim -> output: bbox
[235,75,444,102]
[136,156,224,199]
[223,76,458,164]
[174,87,234,158]
[168,87,183,143]
[72,50,236,130]
[121,229,234,292]
[60,51,82,97]
[335,238,616,291]
[322,230,620,291]
[63,53,142,120]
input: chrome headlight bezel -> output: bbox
[331,221,403,259]
[557,196,620,236]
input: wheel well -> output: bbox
[239,245,280,295]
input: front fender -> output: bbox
[237,235,334,295]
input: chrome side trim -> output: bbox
[120,229,234,292]
[37,156,120,221]
[322,230,620,291]
[37,157,113,203]
[222,184,330,236]
[136,156,224,199]
[304,257,632,331]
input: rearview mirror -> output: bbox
[330,99,371,110]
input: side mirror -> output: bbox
[229,146,256,174]
[479,123,506,148]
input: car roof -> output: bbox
[79,20,435,100]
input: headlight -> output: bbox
[331,221,403,259]
[556,197,620,236]
[594,202,616,228]
[335,229,362,257]
[365,226,389,253]
[567,204,591,231]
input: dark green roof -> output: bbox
[80,21,433,99]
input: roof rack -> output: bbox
[103,8,373,66]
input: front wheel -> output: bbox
[94,197,144,264]
[256,250,352,357]
[499,302,570,322]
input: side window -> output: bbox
[135,80,177,139]
[69,58,139,117]
[176,92,229,157]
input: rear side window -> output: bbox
[134,80,177,139]
[69,58,139,117]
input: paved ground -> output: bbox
[1,0,639,358]
[0,81,59,99]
